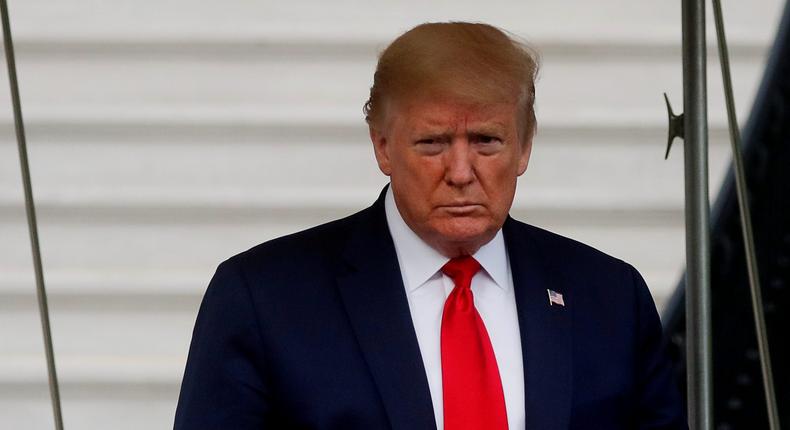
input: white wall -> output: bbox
[0,0,785,428]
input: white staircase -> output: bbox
[0,0,783,428]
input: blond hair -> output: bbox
[364,22,540,140]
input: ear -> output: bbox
[370,126,392,176]
[517,135,533,176]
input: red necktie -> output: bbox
[441,256,508,430]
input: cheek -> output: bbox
[481,158,520,186]
[390,156,438,207]
[479,161,520,209]
[393,153,443,184]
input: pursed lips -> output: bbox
[437,203,484,214]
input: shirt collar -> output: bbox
[384,186,509,293]
[474,228,509,292]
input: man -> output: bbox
[174,22,686,429]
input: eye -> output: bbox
[475,135,502,144]
[471,134,504,155]
[414,137,445,155]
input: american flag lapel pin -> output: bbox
[547,289,565,307]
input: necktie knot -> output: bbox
[441,256,481,290]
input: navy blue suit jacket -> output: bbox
[174,189,686,429]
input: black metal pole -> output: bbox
[682,0,713,428]
[710,1,780,428]
[0,1,64,429]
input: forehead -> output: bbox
[386,97,519,133]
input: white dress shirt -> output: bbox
[384,188,525,430]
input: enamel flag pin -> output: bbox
[547,289,565,307]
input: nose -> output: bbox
[444,139,475,187]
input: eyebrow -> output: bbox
[409,127,454,139]
[468,124,506,136]
[410,121,507,137]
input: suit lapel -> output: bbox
[504,218,573,429]
[335,190,437,430]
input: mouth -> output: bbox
[438,203,483,215]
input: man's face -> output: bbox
[371,96,532,257]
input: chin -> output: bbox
[430,218,497,254]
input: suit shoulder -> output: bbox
[506,218,632,274]
[222,207,368,273]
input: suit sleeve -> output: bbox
[628,264,689,430]
[174,258,273,429]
